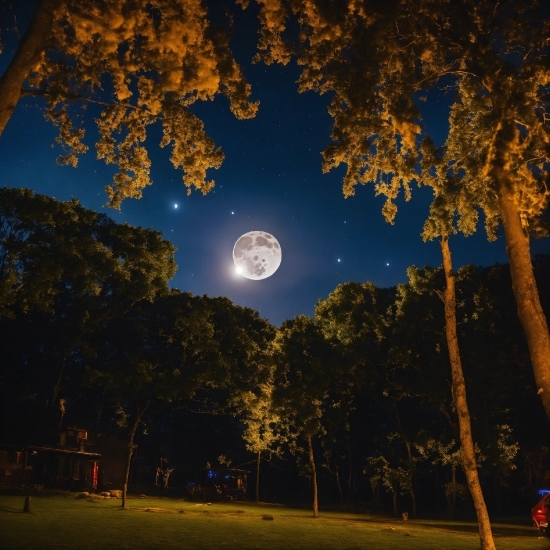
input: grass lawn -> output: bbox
[0,493,547,550]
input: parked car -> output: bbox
[531,490,550,534]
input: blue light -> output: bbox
[538,489,550,496]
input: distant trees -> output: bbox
[0,186,176,318]
[272,316,340,517]
[0,0,258,207]
[86,292,211,507]
[232,379,282,503]
[2,189,549,517]
[0,187,176,443]
[313,260,547,524]
[86,294,274,507]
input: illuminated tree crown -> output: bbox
[0,0,258,207]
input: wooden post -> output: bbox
[23,496,31,513]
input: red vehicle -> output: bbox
[532,490,550,534]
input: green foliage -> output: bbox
[0,186,176,318]
[272,316,334,441]
[236,382,283,457]
[0,187,177,443]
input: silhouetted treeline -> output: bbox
[1,188,549,517]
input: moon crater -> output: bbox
[233,231,282,280]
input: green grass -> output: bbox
[0,494,546,549]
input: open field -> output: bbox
[0,494,547,550]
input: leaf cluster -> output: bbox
[13,0,258,207]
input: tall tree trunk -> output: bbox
[440,236,496,550]
[497,185,550,421]
[410,488,416,519]
[448,465,457,519]
[255,451,261,503]
[52,348,72,411]
[0,0,58,136]
[348,451,353,495]
[335,465,344,504]
[121,402,149,509]
[402,439,417,518]
[370,477,379,506]
[307,435,319,517]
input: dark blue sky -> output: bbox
[1,2,548,326]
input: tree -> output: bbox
[88,291,236,507]
[417,439,472,519]
[234,380,282,502]
[0,187,176,444]
[365,455,412,518]
[0,187,176,317]
[315,282,393,505]
[0,0,258,207]
[272,315,337,517]
[215,300,279,504]
[247,0,550,426]
[104,292,274,503]
[316,281,430,514]
[398,254,495,548]
[316,254,494,546]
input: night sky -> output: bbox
[1,2,549,327]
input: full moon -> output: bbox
[233,231,282,280]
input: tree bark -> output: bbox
[121,402,149,509]
[440,236,496,550]
[0,0,58,136]
[307,435,319,517]
[402,437,417,518]
[410,488,416,519]
[448,465,457,519]
[335,465,344,504]
[370,477,379,505]
[497,185,550,421]
[255,451,261,503]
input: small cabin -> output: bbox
[188,467,248,501]
[0,427,126,492]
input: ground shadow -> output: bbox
[412,521,540,538]
[314,514,542,538]
[0,505,25,513]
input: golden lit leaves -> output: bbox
[252,0,293,65]
[249,0,423,224]
[248,0,549,243]
[160,102,223,196]
[237,384,282,456]
[44,104,89,167]
[24,0,258,207]
[392,118,421,151]
[96,104,154,208]
[442,76,549,239]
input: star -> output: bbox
[386,262,390,266]
[174,203,178,209]
[337,258,341,262]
